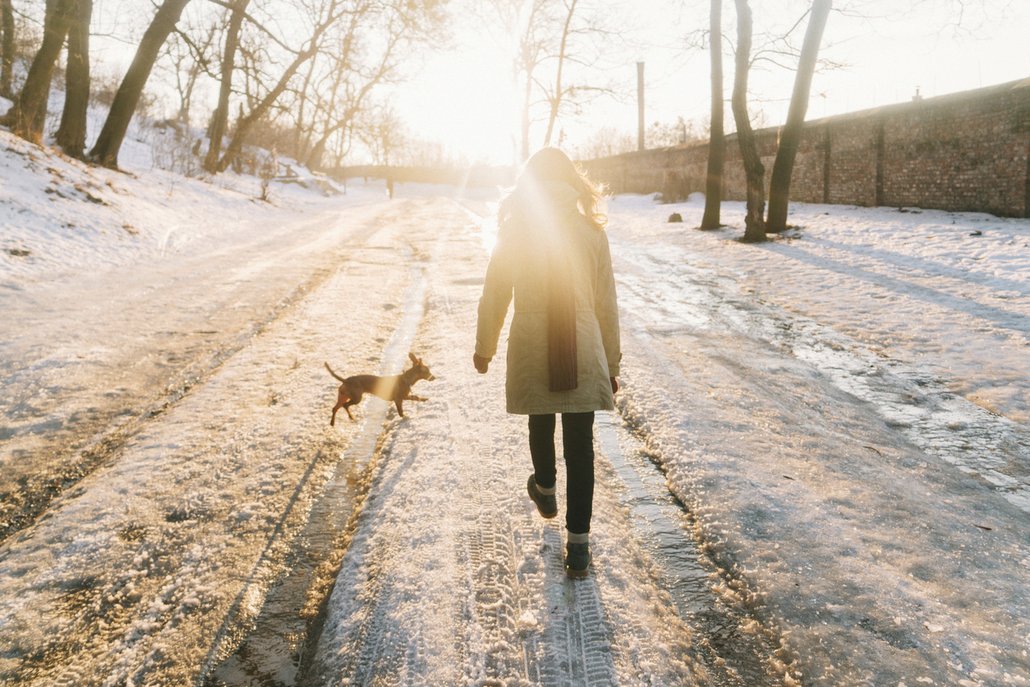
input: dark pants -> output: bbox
[528,412,595,535]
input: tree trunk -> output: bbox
[516,2,542,164]
[306,136,329,172]
[305,112,346,171]
[1,0,76,143]
[700,0,724,229]
[519,66,532,162]
[90,0,191,168]
[292,53,320,161]
[175,62,198,127]
[204,0,247,172]
[731,0,766,243]
[766,0,832,232]
[174,22,216,128]
[305,107,353,171]
[542,0,577,148]
[55,0,92,159]
[216,1,341,173]
[1,0,14,99]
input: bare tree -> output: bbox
[508,0,614,159]
[730,0,766,243]
[359,104,404,166]
[541,0,577,148]
[90,0,192,168]
[574,125,635,160]
[0,0,76,143]
[766,0,831,232]
[203,0,443,173]
[204,0,248,172]
[700,0,725,229]
[514,0,549,161]
[0,0,14,98]
[55,0,93,158]
[290,11,363,168]
[215,0,348,172]
[302,0,432,171]
[164,15,218,128]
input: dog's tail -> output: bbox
[325,362,347,382]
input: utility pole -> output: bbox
[636,61,645,151]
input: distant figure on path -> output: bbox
[386,175,395,199]
[473,147,621,578]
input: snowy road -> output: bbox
[1,188,1027,686]
[0,195,398,539]
[0,195,422,684]
[0,195,779,686]
[603,197,1030,686]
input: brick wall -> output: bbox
[581,78,1030,218]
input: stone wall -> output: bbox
[333,164,515,188]
[581,78,1030,218]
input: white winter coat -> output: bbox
[475,183,621,415]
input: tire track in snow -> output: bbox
[551,565,617,686]
[459,426,535,684]
[451,198,765,685]
[303,200,500,685]
[434,203,622,686]
[0,201,419,687]
[207,255,428,686]
[607,232,1029,684]
[594,413,781,686]
[0,203,407,545]
[612,238,1030,513]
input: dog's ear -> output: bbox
[409,352,418,364]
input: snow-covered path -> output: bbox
[0,195,393,539]
[1,184,1027,686]
[1,195,780,686]
[304,199,769,685]
[0,195,425,685]
[603,196,1029,686]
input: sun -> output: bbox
[397,37,520,166]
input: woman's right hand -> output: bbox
[610,377,619,395]
[473,353,490,374]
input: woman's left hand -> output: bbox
[610,377,619,395]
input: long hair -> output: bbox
[498,148,607,231]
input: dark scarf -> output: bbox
[543,198,579,393]
[509,182,581,392]
[547,258,578,392]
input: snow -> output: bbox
[0,124,1028,686]
[602,194,1030,685]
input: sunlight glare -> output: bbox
[479,202,500,255]
[397,36,519,165]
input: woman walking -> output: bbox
[473,147,621,578]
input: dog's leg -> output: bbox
[394,399,405,417]
[332,387,353,426]
[408,394,427,402]
[339,388,363,421]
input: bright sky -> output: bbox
[81,0,1029,167]
[393,0,1030,165]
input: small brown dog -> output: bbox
[325,353,436,425]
